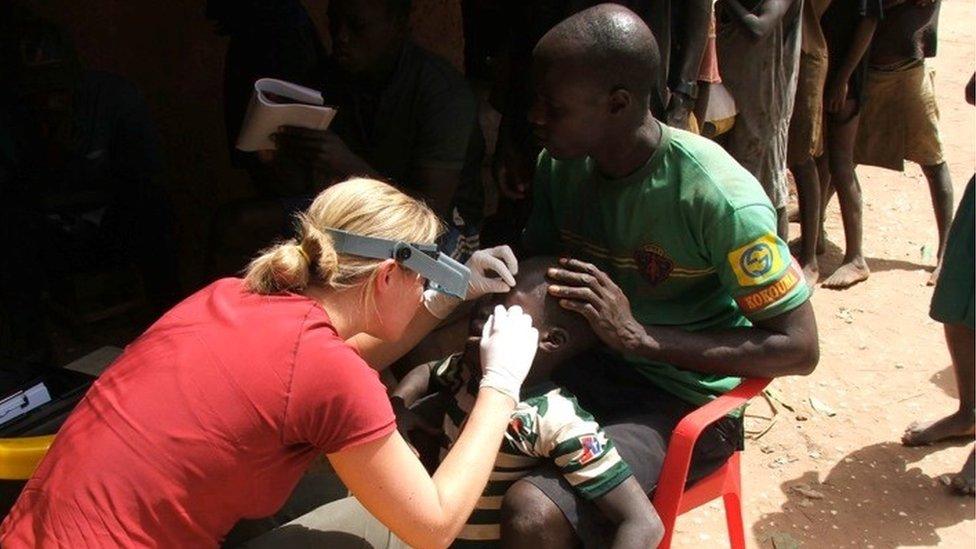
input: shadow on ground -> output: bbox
[802,236,932,279]
[752,441,974,548]
[864,256,932,276]
[930,364,960,399]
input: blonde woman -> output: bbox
[0,178,536,548]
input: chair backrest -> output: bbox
[0,435,55,480]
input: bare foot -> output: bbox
[822,258,870,289]
[950,449,975,496]
[902,410,976,446]
[817,228,827,255]
[802,263,820,286]
[927,260,942,287]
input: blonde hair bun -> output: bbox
[244,178,443,294]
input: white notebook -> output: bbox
[236,78,337,152]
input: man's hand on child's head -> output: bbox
[547,258,646,354]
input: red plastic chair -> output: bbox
[652,377,771,549]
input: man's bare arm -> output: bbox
[635,301,819,378]
[547,259,819,379]
[826,15,879,112]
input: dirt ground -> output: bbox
[670,2,976,547]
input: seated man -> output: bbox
[245,257,662,548]
[503,5,819,546]
[215,0,483,273]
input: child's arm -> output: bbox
[508,390,662,547]
[826,14,880,113]
[390,359,452,443]
[390,361,438,408]
[723,0,797,40]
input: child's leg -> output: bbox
[903,323,975,446]
[791,156,822,285]
[921,161,953,285]
[816,150,832,255]
[822,97,870,289]
[593,477,663,549]
[776,206,789,242]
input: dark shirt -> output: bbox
[822,0,883,98]
[319,41,483,223]
[869,1,939,66]
[1,70,163,210]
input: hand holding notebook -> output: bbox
[236,78,337,152]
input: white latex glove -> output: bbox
[466,245,518,300]
[478,305,539,404]
[423,246,519,319]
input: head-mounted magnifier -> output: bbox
[324,228,470,299]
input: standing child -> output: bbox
[786,0,833,285]
[819,0,883,289]
[715,0,802,238]
[854,0,952,285]
[900,74,976,497]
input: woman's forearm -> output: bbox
[331,389,515,548]
[429,389,515,539]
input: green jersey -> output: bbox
[524,124,811,405]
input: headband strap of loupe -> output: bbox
[324,228,470,299]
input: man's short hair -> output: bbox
[536,4,660,103]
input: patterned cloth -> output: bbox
[715,0,802,208]
[431,355,632,546]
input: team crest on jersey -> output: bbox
[633,244,673,286]
[577,435,603,466]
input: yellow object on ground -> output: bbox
[0,435,54,480]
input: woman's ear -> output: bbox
[374,259,398,294]
[539,326,568,353]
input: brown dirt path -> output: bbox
[672,2,976,547]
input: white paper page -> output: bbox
[255,78,324,105]
[236,78,337,152]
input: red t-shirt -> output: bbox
[0,278,395,547]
